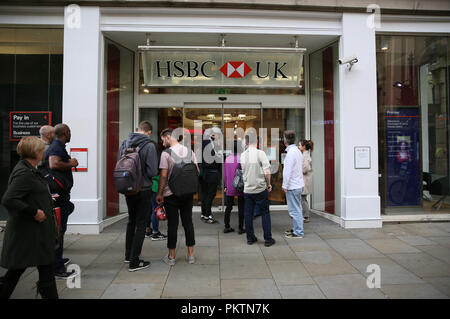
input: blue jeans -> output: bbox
[147,192,159,234]
[244,189,272,242]
[286,188,304,236]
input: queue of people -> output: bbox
[0,121,314,298]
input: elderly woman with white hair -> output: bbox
[200,126,222,224]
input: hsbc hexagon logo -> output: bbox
[219,61,252,78]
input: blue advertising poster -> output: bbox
[385,108,421,206]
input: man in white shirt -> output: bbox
[240,131,275,247]
[282,130,305,238]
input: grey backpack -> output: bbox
[113,141,148,195]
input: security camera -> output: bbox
[338,55,358,70]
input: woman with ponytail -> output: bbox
[298,140,313,223]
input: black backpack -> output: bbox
[165,148,198,197]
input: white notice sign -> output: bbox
[354,147,370,169]
[70,148,88,172]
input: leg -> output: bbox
[244,193,256,242]
[0,268,26,299]
[54,195,71,273]
[255,190,272,242]
[164,195,180,253]
[301,195,310,219]
[204,171,219,218]
[36,264,58,299]
[286,189,304,236]
[201,179,210,217]
[125,194,138,261]
[224,195,234,229]
[179,195,195,252]
[129,191,151,266]
[237,196,245,230]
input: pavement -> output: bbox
[1,210,450,299]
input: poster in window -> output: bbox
[385,108,421,207]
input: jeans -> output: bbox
[164,194,195,249]
[224,195,244,229]
[286,188,304,236]
[125,190,152,265]
[201,170,219,217]
[0,264,55,299]
[54,194,71,273]
[244,189,272,242]
[146,192,160,234]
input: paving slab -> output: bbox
[349,228,396,240]
[112,260,169,284]
[267,260,314,286]
[278,284,326,299]
[426,236,450,248]
[416,245,450,264]
[398,223,450,237]
[364,238,421,254]
[220,259,272,280]
[219,251,265,264]
[287,236,333,252]
[422,277,450,297]
[296,250,359,277]
[326,238,384,259]
[163,264,220,297]
[380,284,449,299]
[396,235,438,246]
[59,288,105,299]
[176,246,220,265]
[221,279,281,299]
[313,274,386,299]
[78,263,124,290]
[347,257,424,285]
[260,245,299,260]
[387,253,450,277]
[101,283,159,299]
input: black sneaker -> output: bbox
[151,232,167,241]
[145,228,152,238]
[284,229,293,236]
[285,233,304,239]
[129,260,151,272]
[247,236,258,245]
[63,258,71,266]
[264,238,276,247]
[238,228,246,234]
[55,269,76,280]
[224,227,235,233]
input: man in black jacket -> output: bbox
[118,121,158,272]
[200,127,222,224]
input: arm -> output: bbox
[49,155,77,171]
[303,155,312,174]
[282,152,293,191]
[156,168,168,205]
[2,173,40,219]
[145,143,159,177]
[260,152,272,192]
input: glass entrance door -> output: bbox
[183,103,262,209]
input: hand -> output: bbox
[70,158,79,167]
[224,187,227,193]
[267,184,273,192]
[51,193,60,200]
[156,193,163,205]
[34,209,47,223]
[282,188,287,193]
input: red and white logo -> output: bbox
[219,61,252,78]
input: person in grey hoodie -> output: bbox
[118,121,158,272]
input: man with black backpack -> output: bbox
[117,121,158,272]
[156,128,199,266]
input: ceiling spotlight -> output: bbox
[143,88,150,94]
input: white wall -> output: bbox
[63,6,104,234]
[339,13,381,228]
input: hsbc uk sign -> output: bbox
[141,51,303,88]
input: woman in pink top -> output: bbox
[223,141,245,234]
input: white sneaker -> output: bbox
[163,255,176,266]
[186,255,195,264]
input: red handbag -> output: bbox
[154,205,166,221]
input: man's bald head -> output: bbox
[39,125,54,144]
[54,123,71,143]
